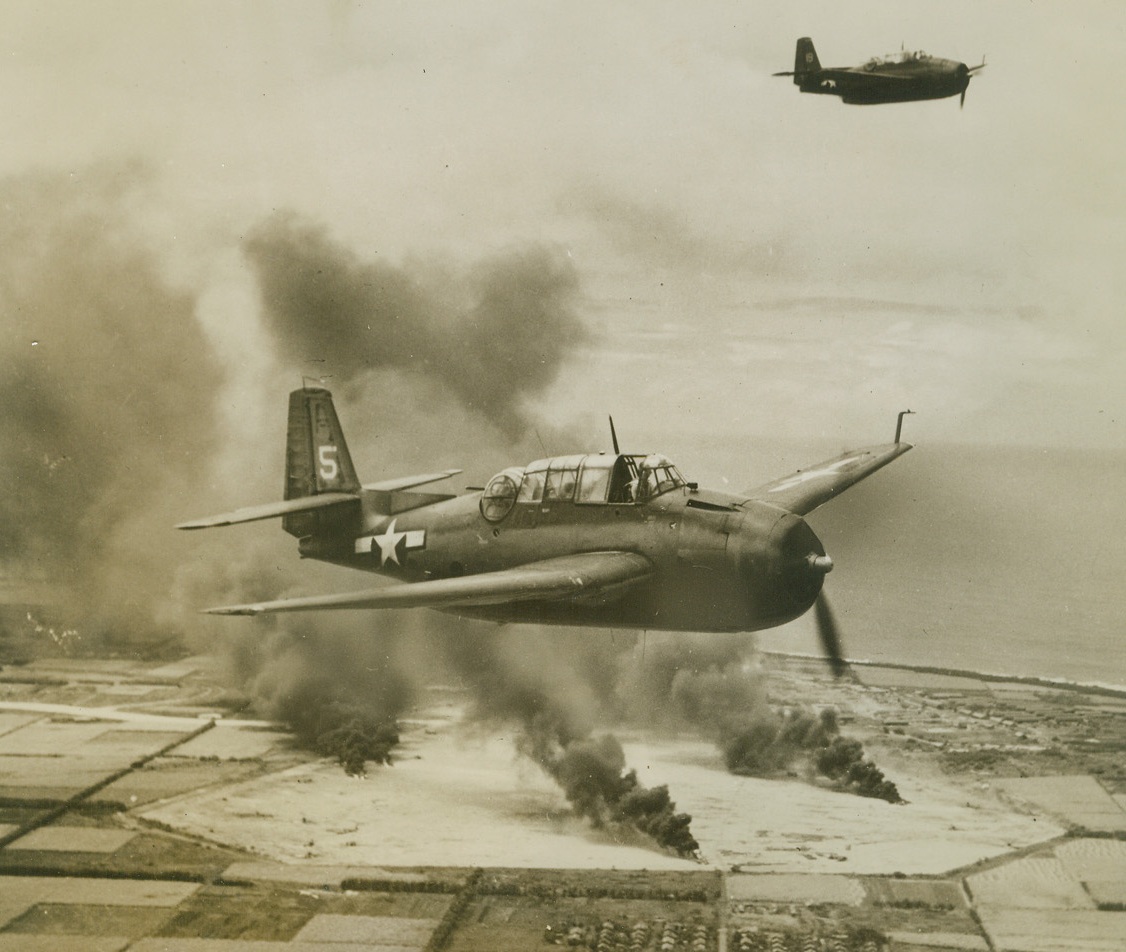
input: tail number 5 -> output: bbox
[318,445,339,481]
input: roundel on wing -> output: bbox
[480,471,519,522]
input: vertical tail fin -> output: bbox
[285,386,360,499]
[283,386,360,537]
[795,37,821,79]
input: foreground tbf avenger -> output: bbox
[180,387,914,676]
[775,37,985,107]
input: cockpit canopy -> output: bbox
[479,453,687,522]
[865,49,930,69]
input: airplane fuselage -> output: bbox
[298,484,826,632]
[801,57,970,105]
[777,39,980,106]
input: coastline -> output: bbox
[765,650,1126,699]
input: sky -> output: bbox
[2,2,1124,681]
[3,1,1122,453]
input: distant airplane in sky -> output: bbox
[775,37,985,107]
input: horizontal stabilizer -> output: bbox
[176,492,359,530]
[363,470,463,492]
[744,442,912,516]
[204,551,652,615]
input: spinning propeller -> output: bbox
[815,592,849,679]
[801,550,849,679]
[959,57,987,109]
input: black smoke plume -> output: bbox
[243,212,588,437]
[439,628,698,856]
[536,731,698,857]
[626,635,902,803]
[815,736,903,802]
[721,706,902,803]
[0,165,222,649]
[223,611,420,776]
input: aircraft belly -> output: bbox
[837,76,960,104]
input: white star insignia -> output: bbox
[374,519,406,566]
[769,455,865,493]
[355,522,426,564]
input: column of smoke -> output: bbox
[0,166,224,652]
[623,634,902,803]
[439,627,698,856]
[224,612,412,775]
[238,215,699,854]
[243,211,589,440]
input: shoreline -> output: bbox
[763,650,1126,699]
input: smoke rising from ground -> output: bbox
[0,165,223,646]
[439,628,698,856]
[225,613,417,775]
[624,634,902,803]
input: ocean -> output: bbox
[750,443,1125,690]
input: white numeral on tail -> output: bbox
[318,445,339,481]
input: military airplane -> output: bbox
[775,37,985,107]
[179,387,915,676]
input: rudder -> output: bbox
[795,37,821,78]
[284,386,360,500]
[283,386,360,539]
[286,383,360,497]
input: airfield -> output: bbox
[0,649,1124,951]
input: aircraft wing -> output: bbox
[203,551,652,616]
[744,442,912,516]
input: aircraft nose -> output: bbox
[771,512,829,606]
[730,508,828,628]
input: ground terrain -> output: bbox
[0,645,1123,951]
